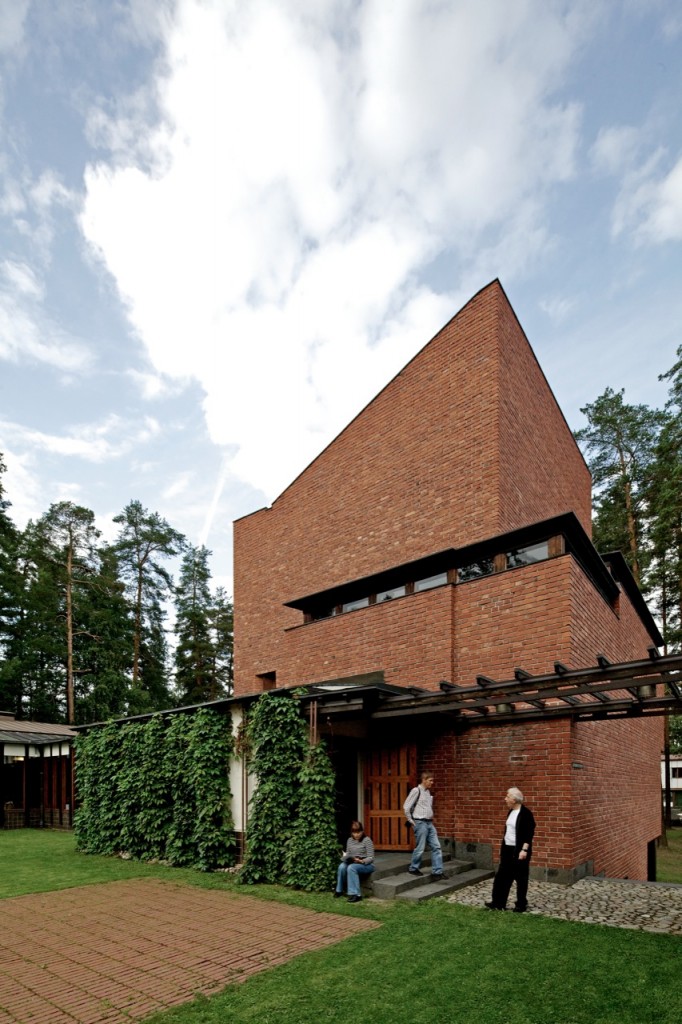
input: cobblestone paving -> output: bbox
[447,877,682,934]
[0,878,379,1024]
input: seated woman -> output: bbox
[335,820,375,903]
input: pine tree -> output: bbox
[75,545,133,723]
[113,500,184,709]
[174,545,215,705]
[32,502,102,723]
[575,387,663,585]
[0,453,22,714]
[209,587,234,698]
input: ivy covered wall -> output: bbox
[74,707,236,871]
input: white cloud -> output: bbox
[162,472,193,500]
[1,446,42,528]
[611,149,682,243]
[591,125,642,175]
[80,0,592,499]
[0,1,29,53]
[639,155,682,241]
[1,259,43,299]
[539,295,577,323]
[0,413,161,464]
[0,285,92,372]
[126,367,185,400]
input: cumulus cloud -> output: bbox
[80,0,591,499]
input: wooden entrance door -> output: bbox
[364,742,417,850]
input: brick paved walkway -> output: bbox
[0,879,379,1024]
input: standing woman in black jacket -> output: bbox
[485,787,536,913]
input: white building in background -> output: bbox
[662,755,682,821]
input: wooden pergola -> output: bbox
[368,648,682,725]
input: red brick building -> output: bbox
[233,280,664,882]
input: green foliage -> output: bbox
[137,715,172,858]
[210,586,234,695]
[575,387,663,584]
[165,713,199,866]
[0,458,228,724]
[187,708,237,870]
[240,694,339,892]
[174,546,233,704]
[283,740,339,891]
[74,722,124,854]
[670,715,682,754]
[118,722,147,858]
[74,708,235,870]
[113,499,185,706]
[240,693,307,884]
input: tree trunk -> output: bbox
[65,544,75,725]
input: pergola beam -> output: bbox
[371,652,682,725]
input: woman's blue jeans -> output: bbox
[336,860,375,896]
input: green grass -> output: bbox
[2,831,682,1024]
[658,828,682,883]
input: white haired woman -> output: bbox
[485,787,536,913]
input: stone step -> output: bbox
[370,851,455,882]
[394,868,494,903]
[371,860,488,899]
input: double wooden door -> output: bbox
[363,742,417,850]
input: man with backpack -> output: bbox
[403,771,445,880]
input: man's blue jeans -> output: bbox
[336,860,375,896]
[410,819,443,873]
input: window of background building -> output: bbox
[342,596,370,612]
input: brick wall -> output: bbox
[231,279,662,881]
[281,585,454,689]
[496,289,592,536]
[234,281,591,695]
[453,556,574,686]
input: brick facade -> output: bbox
[233,280,663,881]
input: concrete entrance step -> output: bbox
[394,868,494,903]
[370,856,492,901]
[369,849,454,880]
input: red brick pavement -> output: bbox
[0,878,379,1023]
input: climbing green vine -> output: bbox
[239,691,339,892]
[74,708,235,871]
[284,739,340,891]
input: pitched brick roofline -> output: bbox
[233,278,590,524]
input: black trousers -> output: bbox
[491,844,530,910]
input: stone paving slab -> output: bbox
[0,878,379,1024]
[446,876,682,934]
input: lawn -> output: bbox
[658,827,682,883]
[2,831,681,1024]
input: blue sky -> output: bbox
[1,0,682,594]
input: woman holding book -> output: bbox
[335,820,375,903]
